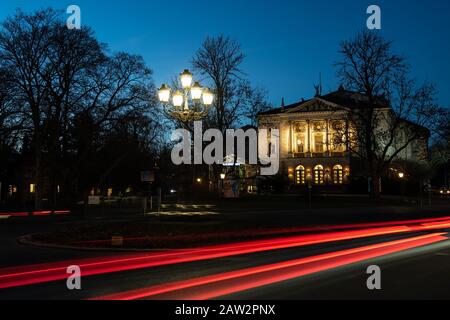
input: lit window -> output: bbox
[30,184,36,194]
[314,165,324,185]
[333,165,344,184]
[314,133,324,153]
[295,165,306,185]
[295,134,305,153]
[8,185,17,197]
[107,188,113,197]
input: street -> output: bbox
[1,213,450,300]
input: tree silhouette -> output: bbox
[334,31,443,197]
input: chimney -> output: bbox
[281,97,285,112]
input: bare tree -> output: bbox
[0,66,25,148]
[192,35,246,132]
[191,36,272,190]
[243,85,272,127]
[63,52,160,202]
[0,9,161,208]
[0,9,59,209]
[335,31,442,197]
[39,24,106,205]
[430,109,450,166]
[437,109,450,144]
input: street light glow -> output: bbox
[202,88,214,105]
[158,84,171,103]
[180,69,193,89]
[158,69,213,121]
[191,82,203,100]
[172,90,184,108]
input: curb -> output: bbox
[17,234,169,252]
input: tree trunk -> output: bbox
[370,171,382,198]
[34,150,42,211]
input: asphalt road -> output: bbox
[1,217,450,300]
[0,219,120,268]
[0,208,450,300]
[223,238,450,300]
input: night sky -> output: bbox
[1,0,449,107]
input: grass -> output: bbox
[32,220,295,249]
[29,194,449,249]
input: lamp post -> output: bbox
[158,69,214,122]
[219,173,226,198]
[398,171,406,202]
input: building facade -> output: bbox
[258,89,429,192]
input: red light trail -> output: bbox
[0,210,70,218]
[91,233,448,300]
[69,215,450,246]
[0,212,29,218]
[0,217,450,290]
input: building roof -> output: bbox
[259,88,390,116]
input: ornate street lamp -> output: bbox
[158,69,214,122]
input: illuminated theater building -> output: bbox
[257,87,429,193]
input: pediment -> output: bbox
[286,98,344,113]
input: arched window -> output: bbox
[333,165,344,184]
[314,165,324,185]
[295,165,306,185]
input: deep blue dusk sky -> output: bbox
[1,0,449,107]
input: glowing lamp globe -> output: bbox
[180,69,193,89]
[172,91,184,108]
[158,84,171,103]
[202,88,214,106]
[191,82,203,100]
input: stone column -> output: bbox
[326,119,330,156]
[307,120,311,155]
[345,120,350,152]
[288,121,293,157]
